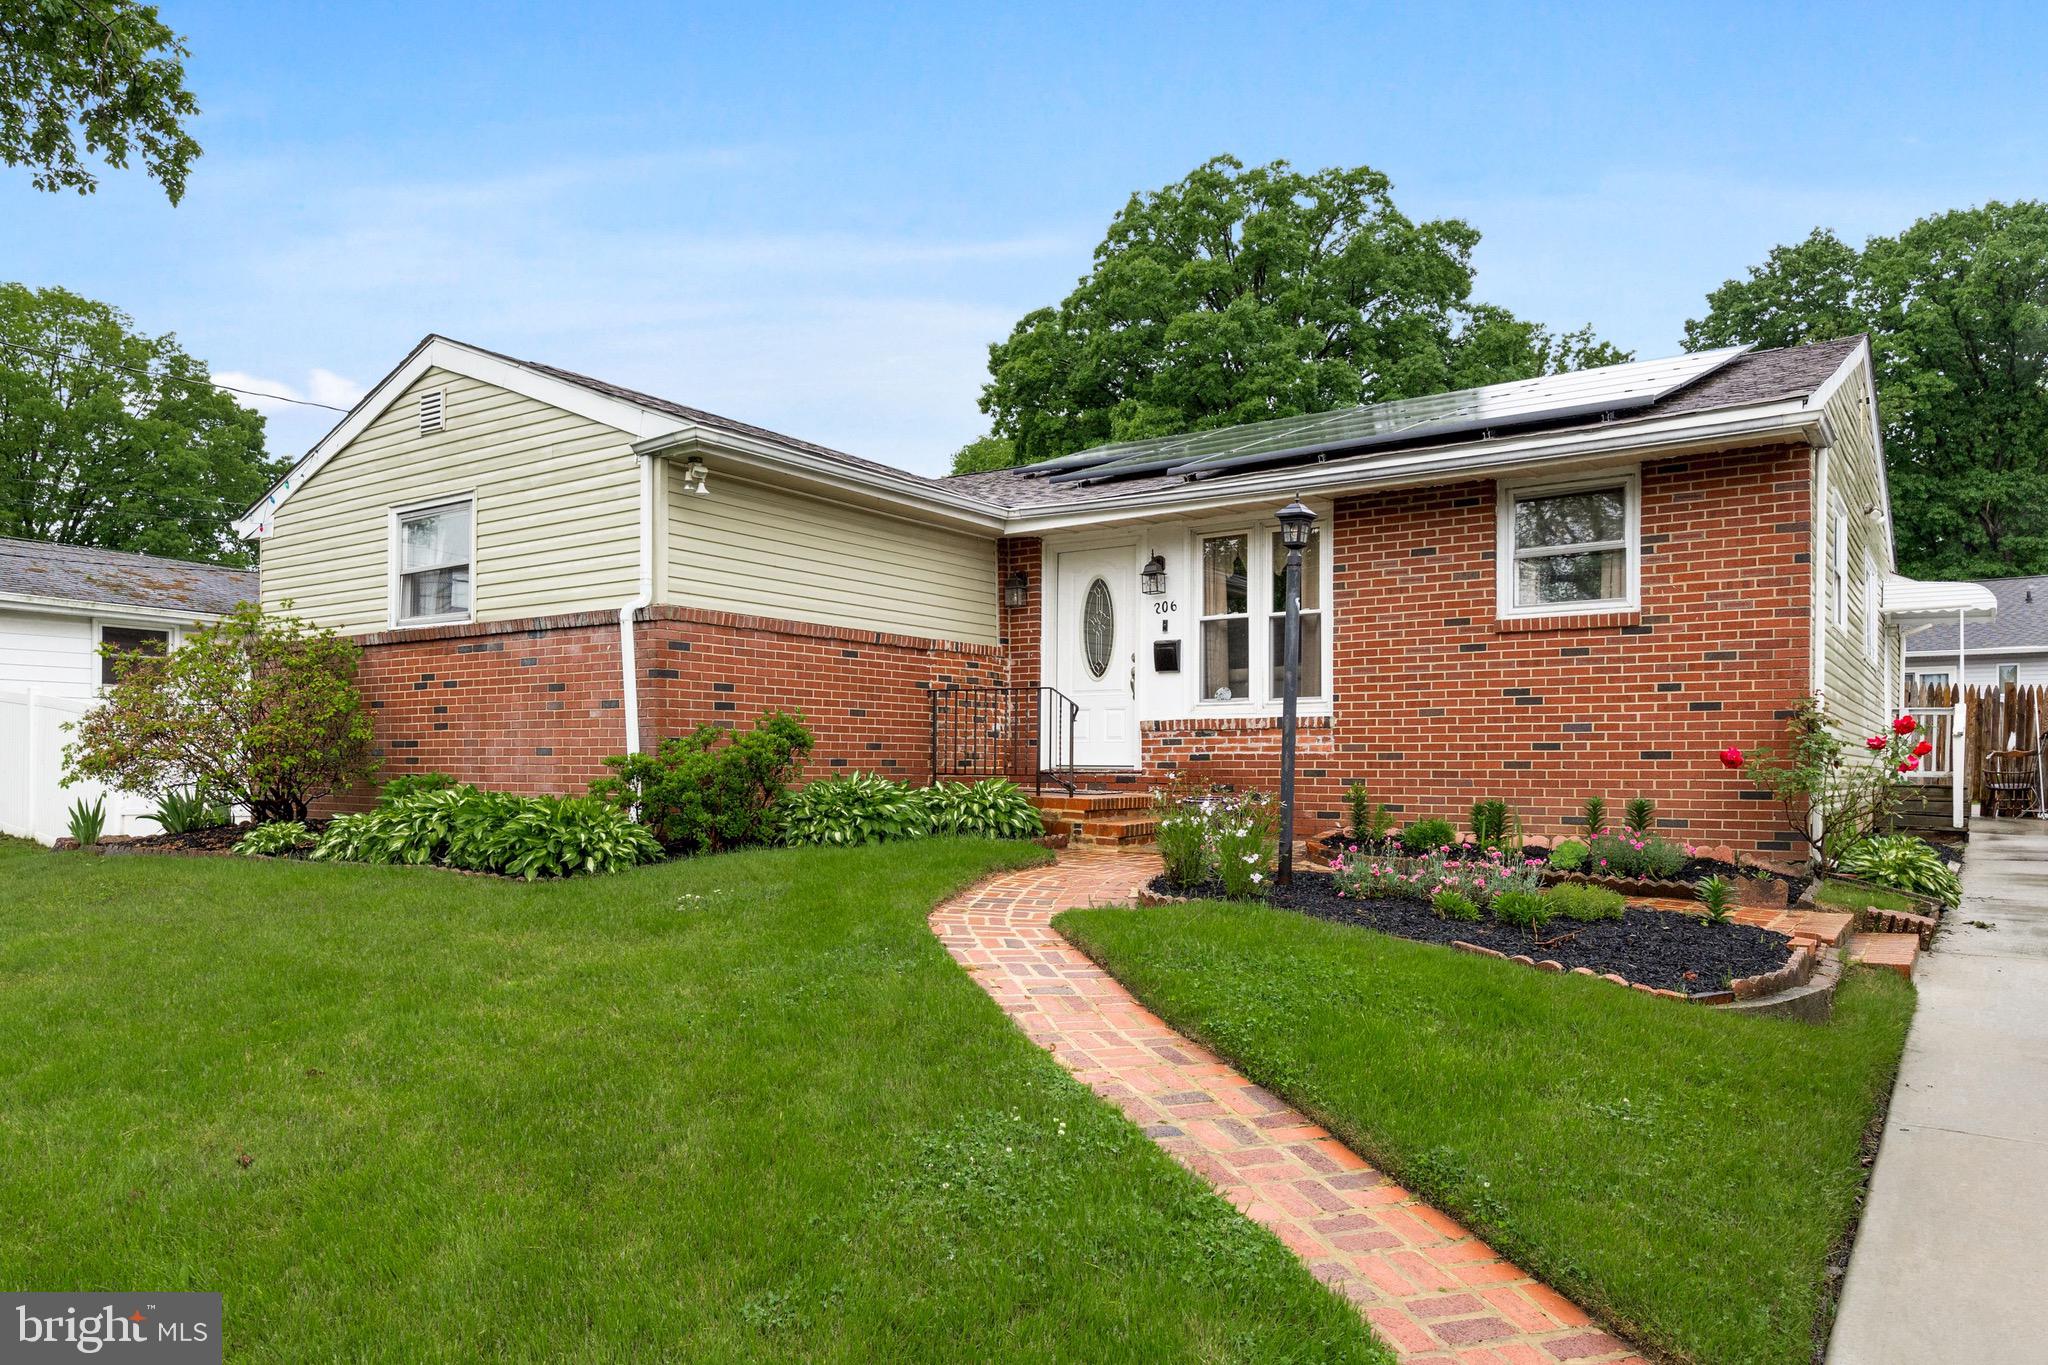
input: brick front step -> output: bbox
[1847,931,1920,978]
[1035,790,1157,816]
[1861,907,1941,946]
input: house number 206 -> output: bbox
[1153,600,1177,614]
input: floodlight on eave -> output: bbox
[1171,393,1664,480]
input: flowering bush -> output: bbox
[1153,787,1276,896]
[1585,831,1689,880]
[1740,698,1928,872]
[1331,844,1542,908]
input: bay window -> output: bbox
[394,498,473,625]
[1498,474,1638,617]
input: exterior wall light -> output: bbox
[1141,553,1168,596]
[1004,570,1030,610]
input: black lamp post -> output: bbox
[1275,497,1317,887]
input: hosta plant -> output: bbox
[918,779,1044,839]
[236,820,315,857]
[775,773,930,847]
[310,789,659,878]
[1548,839,1590,872]
[1840,835,1962,907]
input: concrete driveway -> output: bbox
[1829,818,2048,1363]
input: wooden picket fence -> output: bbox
[1903,680,2048,808]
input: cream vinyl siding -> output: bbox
[666,472,997,645]
[1816,363,1901,738]
[260,369,640,632]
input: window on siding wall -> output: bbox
[395,499,473,624]
[2000,663,2020,687]
[1830,495,1849,630]
[98,625,169,686]
[1864,557,1881,659]
[1199,534,1250,700]
[1498,476,1636,617]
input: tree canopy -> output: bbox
[959,155,1628,472]
[1686,205,2048,580]
[0,282,277,564]
[0,0,202,202]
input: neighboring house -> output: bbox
[1904,574,2048,691]
[0,537,256,843]
[238,333,1989,853]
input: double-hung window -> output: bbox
[1499,476,1636,616]
[1199,534,1250,701]
[98,625,170,686]
[395,499,473,625]
[1268,528,1322,698]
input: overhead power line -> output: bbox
[0,337,353,412]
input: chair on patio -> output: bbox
[1982,749,2039,818]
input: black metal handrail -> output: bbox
[928,685,1079,795]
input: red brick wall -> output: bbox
[1319,444,1812,852]
[345,602,1013,800]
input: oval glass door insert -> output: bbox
[1082,577,1114,678]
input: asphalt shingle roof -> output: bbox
[0,537,256,615]
[943,337,1867,510]
[1907,575,2048,653]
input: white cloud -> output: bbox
[212,367,367,416]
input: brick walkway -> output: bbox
[931,850,1643,1364]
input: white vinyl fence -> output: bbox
[0,689,157,844]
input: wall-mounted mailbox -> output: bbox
[1152,639,1181,673]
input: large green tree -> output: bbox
[1687,205,2048,579]
[960,155,1628,471]
[0,282,276,564]
[0,0,201,202]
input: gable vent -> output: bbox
[418,389,446,435]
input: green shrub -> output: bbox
[1345,782,1372,840]
[1492,889,1555,933]
[1544,882,1625,922]
[1580,795,1608,838]
[591,711,813,854]
[776,773,930,847]
[1587,832,1688,880]
[1623,796,1656,835]
[1548,839,1590,871]
[1152,789,1212,888]
[309,789,659,879]
[236,820,314,856]
[1696,874,1735,924]
[918,779,1044,839]
[1400,818,1458,855]
[378,771,461,804]
[1841,835,1962,907]
[149,783,231,833]
[1469,799,1513,849]
[1431,889,1480,921]
[66,796,105,845]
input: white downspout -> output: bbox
[619,453,657,755]
[1811,445,1830,700]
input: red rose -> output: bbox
[1899,757,1921,773]
[1719,746,1744,769]
[1913,739,1934,758]
[1893,715,1918,735]
[1865,735,1888,750]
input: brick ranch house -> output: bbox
[238,334,1992,853]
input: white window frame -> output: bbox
[1830,495,1850,630]
[91,618,179,693]
[1495,471,1641,620]
[1999,663,2020,687]
[1190,515,1336,713]
[388,494,476,628]
[1196,530,1254,704]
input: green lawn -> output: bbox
[0,839,1385,1363]
[1814,879,1915,913]
[1057,899,1916,1365]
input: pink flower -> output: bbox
[1899,757,1920,773]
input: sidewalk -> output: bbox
[1828,818,2048,1362]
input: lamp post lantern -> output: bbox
[1274,497,1317,887]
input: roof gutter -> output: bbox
[0,591,237,625]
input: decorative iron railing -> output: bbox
[928,685,1078,795]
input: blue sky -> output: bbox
[4,1,2043,474]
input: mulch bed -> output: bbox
[1150,869,1793,994]
[89,821,327,857]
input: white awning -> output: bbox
[1884,573,1999,631]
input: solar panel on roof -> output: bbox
[1030,346,1748,486]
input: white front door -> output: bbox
[1055,547,1137,767]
